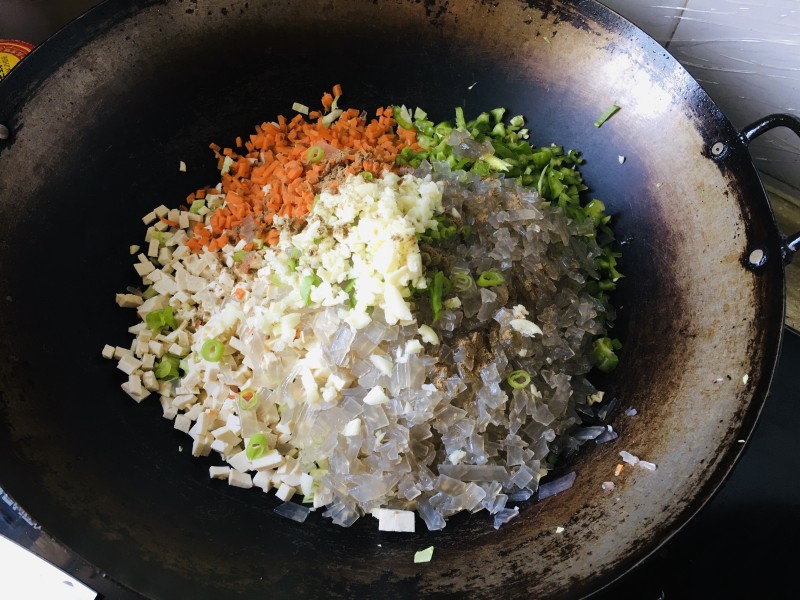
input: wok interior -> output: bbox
[0,1,784,598]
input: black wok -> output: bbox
[1,1,798,598]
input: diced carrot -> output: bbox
[236,161,251,178]
[285,161,303,180]
[193,85,414,252]
[266,229,280,246]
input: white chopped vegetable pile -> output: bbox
[104,93,623,532]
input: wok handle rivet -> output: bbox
[0,124,9,140]
[711,142,726,156]
[748,247,767,267]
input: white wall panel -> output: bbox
[668,0,800,191]
[598,0,686,43]
[602,0,800,193]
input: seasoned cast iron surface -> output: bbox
[0,1,784,598]
[3,329,797,599]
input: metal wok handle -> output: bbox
[738,114,800,265]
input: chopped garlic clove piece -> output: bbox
[509,318,543,337]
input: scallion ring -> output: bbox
[245,433,268,461]
[451,272,474,292]
[200,338,225,362]
[306,145,325,163]
[239,388,258,411]
[477,271,505,287]
[507,370,531,389]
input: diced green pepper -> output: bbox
[593,337,621,372]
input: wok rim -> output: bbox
[0,0,788,598]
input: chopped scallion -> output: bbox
[477,271,505,287]
[321,109,343,127]
[430,271,446,322]
[343,279,357,309]
[300,273,322,306]
[507,370,531,389]
[306,145,325,163]
[594,105,621,128]
[292,101,309,115]
[287,247,300,272]
[145,306,177,333]
[451,272,474,293]
[239,388,258,411]
[200,338,225,362]
[245,433,268,461]
[154,355,180,380]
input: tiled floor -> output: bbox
[770,188,800,332]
